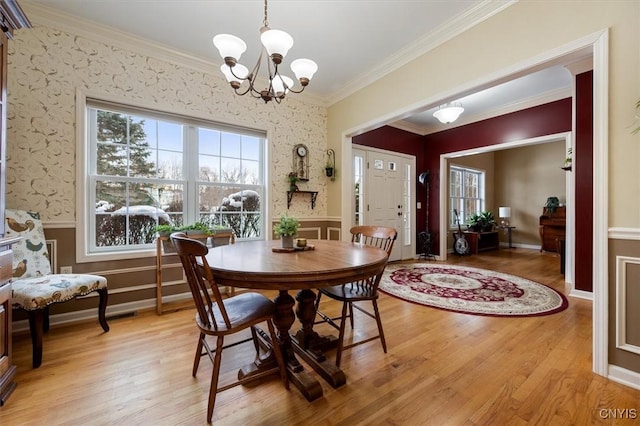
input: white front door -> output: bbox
[353,145,415,261]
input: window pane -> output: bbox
[242,136,260,161]
[220,158,241,183]
[158,150,183,179]
[200,186,262,239]
[221,132,241,158]
[199,128,221,155]
[199,154,220,182]
[157,121,183,151]
[242,159,260,184]
[97,143,127,176]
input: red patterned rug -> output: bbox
[379,263,568,317]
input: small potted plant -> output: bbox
[544,196,560,215]
[287,172,300,192]
[325,161,334,178]
[273,213,300,248]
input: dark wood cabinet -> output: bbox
[0,0,30,406]
[463,231,499,254]
[539,206,566,253]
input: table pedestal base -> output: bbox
[291,336,346,389]
[253,326,323,401]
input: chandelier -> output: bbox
[433,102,464,124]
[213,0,318,103]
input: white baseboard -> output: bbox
[12,291,194,334]
[608,365,640,391]
[569,289,593,300]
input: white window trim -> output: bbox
[75,89,271,263]
[449,164,485,229]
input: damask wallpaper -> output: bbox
[5,26,328,222]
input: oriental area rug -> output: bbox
[379,263,568,317]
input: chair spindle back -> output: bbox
[171,233,231,331]
[350,225,397,257]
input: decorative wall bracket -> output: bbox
[287,190,318,209]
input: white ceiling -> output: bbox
[25,0,579,134]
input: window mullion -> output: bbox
[185,125,199,224]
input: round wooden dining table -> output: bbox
[203,239,389,401]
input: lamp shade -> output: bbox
[220,63,249,85]
[499,207,511,218]
[260,29,294,59]
[272,75,294,96]
[290,58,318,81]
[213,34,247,61]
[433,105,464,124]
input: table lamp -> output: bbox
[498,206,511,226]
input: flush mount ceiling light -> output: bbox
[213,0,318,104]
[433,103,464,124]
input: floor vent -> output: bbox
[106,311,137,321]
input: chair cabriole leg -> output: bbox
[97,288,109,332]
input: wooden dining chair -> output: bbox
[170,233,288,423]
[315,225,397,367]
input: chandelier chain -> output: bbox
[263,0,269,28]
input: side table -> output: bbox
[498,225,516,248]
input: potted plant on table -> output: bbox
[274,213,300,249]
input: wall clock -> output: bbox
[292,143,309,181]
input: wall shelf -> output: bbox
[287,190,318,209]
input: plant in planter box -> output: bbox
[155,224,179,252]
[479,211,496,232]
[467,213,482,232]
[274,214,300,248]
[210,224,235,247]
[154,224,176,238]
[175,222,212,246]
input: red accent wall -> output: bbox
[355,98,573,254]
[574,71,594,292]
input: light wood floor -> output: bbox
[2,248,640,425]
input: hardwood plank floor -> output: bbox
[1,248,639,425]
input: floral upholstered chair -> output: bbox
[5,209,109,368]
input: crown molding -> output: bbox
[325,0,518,106]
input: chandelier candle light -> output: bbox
[213,0,318,103]
[433,102,464,124]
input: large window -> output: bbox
[86,101,265,255]
[450,165,485,228]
